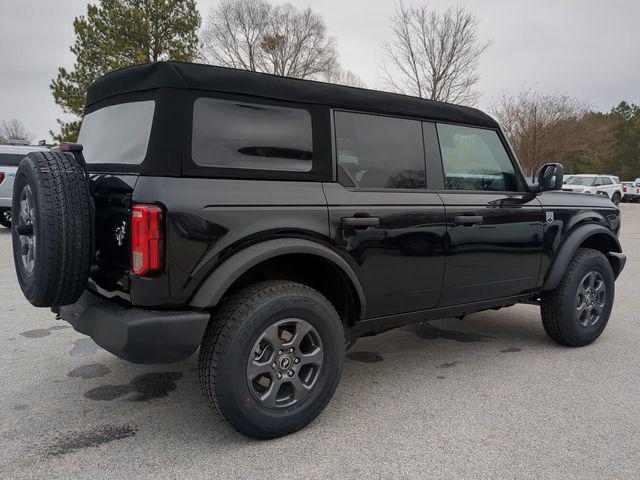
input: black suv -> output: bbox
[11,62,626,439]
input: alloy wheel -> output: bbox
[17,185,36,274]
[575,270,606,327]
[247,318,323,408]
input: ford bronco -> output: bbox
[11,62,626,438]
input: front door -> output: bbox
[324,111,447,318]
[434,123,544,305]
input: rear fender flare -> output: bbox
[542,224,622,291]
[189,238,367,318]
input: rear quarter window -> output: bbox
[191,98,313,172]
[78,100,155,165]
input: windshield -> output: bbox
[565,176,595,186]
[78,100,155,164]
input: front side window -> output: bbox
[78,100,155,165]
[192,97,313,172]
[334,111,426,189]
[437,124,517,191]
[601,177,612,185]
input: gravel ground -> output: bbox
[1,204,639,479]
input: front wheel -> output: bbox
[0,209,10,228]
[199,280,345,439]
[541,248,615,347]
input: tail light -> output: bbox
[623,186,627,192]
[0,172,5,184]
[131,204,164,276]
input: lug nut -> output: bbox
[287,370,294,377]
[294,357,300,364]
[276,372,282,379]
[289,347,294,353]
[278,349,283,355]
[271,362,276,369]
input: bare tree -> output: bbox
[323,68,367,88]
[381,1,490,105]
[201,0,339,80]
[0,118,33,144]
[490,90,611,177]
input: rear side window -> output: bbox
[0,153,23,166]
[601,177,612,185]
[78,100,155,164]
[192,98,313,172]
[334,111,426,189]
[437,123,517,191]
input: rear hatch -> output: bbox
[77,100,156,295]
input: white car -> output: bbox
[0,144,50,228]
[562,174,623,205]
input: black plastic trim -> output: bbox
[59,290,210,364]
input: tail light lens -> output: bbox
[0,172,5,184]
[131,204,164,276]
[623,186,627,192]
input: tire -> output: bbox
[0,209,10,228]
[11,151,93,307]
[199,280,345,439]
[541,248,615,347]
[611,192,621,205]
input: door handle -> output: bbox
[341,216,380,228]
[454,215,483,226]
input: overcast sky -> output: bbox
[1,0,639,141]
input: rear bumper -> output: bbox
[58,290,210,364]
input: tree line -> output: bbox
[2,0,638,180]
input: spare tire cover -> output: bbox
[12,151,93,307]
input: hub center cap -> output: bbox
[278,356,292,370]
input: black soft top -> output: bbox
[86,61,498,128]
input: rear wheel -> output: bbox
[541,248,614,347]
[199,280,344,439]
[0,209,10,228]
[611,192,621,205]
[11,151,93,307]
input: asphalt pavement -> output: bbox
[1,204,639,479]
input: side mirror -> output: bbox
[536,163,564,191]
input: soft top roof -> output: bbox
[86,61,498,128]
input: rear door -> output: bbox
[434,123,544,305]
[324,111,447,318]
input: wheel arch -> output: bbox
[189,238,366,323]
[543,224,623,291]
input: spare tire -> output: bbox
[12,151,93,307]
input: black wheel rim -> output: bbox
[17,185,36,274]
[576,270,606,327]
[247,318,323,408]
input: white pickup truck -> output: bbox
[622,181,640,202]
[0,144,49,228]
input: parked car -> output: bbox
[0,144,49,228]
[621,181,640,202]
[10,62,626,439]
[562,174,623,205]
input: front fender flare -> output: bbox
[188,238,367,318]
[542,224,622,291]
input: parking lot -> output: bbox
[0,204,639,480]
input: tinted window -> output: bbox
[192,98,313,172]
[335,111,425,189]
[601,176,612,185]
[0,153,23,166]
[78,100,155,164]
[437,124,517,191]
[594,177,603,186]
